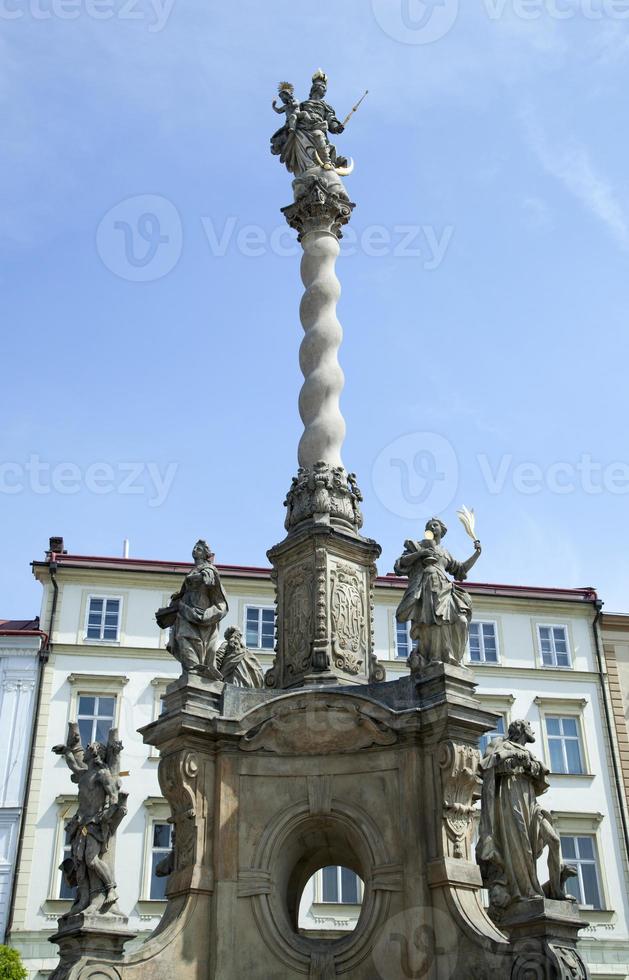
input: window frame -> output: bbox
[479,714,506,756]
[534,697,592,778]
[138,797,173,914]
[536,623,572,669]
[394,619,412,660]
[545,715,585,776]
[243,605,276,651]
[550,811,610,915]
[467,620,500,665]
[66,673,128,731]
[477,694,515,756]
[560,833,604,910]
[314,866,364,906]
[46,794,78,905]
[76,693,117,747]
[148,677,173,758]
[83,594,124,645]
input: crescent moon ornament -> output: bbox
[334,158,354,177]
[312,150,354,176]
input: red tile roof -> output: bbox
[0,618,40,632]
[31,553,598,604]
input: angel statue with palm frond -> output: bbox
[394,508,482,671]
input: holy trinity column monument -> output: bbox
[266,69,384,689]
[46,70,592,980]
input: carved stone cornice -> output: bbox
[281,175,355,241]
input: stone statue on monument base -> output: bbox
[156,540,228,679]
[394,512,482,671]
[52,723,127,917]
[49,725,136,980]
[217,626,264,689]
[476,718,578,919]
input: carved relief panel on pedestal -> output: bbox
[282,563,315,681]
[330,561,367,676]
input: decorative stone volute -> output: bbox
[438,740,483,860]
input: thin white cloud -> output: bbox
[522,109,629,250]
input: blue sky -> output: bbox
[2,0,629,615]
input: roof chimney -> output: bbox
[123,539,130,559]
[48,536,66,555]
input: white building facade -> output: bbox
[6,545,629,979]
[0,620,45,943]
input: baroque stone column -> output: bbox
[266,173,384,689]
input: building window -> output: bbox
[560,835,602,909]
[245,606,275,650]
[59,820,76,900]
[86,596,122,642]
[538,625,571,668]
[49,794,78,904]
[77,695,116,746]
[395,620,411,659]
[546,716,584,774]
[480,715,505,755]
[469,622,499,664]
[320,867,362,905]
[149,822,173,900]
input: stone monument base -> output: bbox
[49,668,590,980]
[501,898,590,979]
[49,912,136,980]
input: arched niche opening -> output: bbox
[280,815,369,942]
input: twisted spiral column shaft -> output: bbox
[298,228,346,470]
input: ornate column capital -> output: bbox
[281,173,355,241]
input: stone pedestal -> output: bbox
[500,898,590,979]
[49,912,136,980]
[55,669,528,980]
[266,522,383,689]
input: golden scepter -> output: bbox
[342,90,369,127]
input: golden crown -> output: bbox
[278,81,294,94]
[312,69,328,85]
